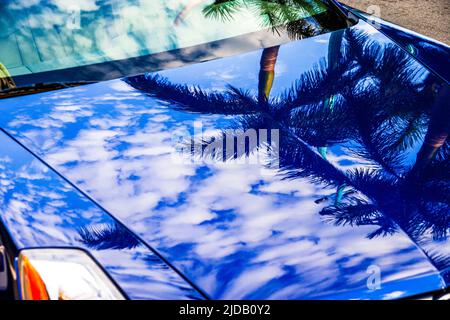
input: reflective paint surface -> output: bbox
[0,19,449,299]
[344,5,450,83]
[0,131,204,299]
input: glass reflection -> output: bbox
[0,0,345,79]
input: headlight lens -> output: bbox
[17,248,124,300]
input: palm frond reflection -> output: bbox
[125,27,449,270]
[78,223,141,250]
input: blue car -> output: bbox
[0,0,448,300]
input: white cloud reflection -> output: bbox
[0,23,446,298]
[0,74,444,299]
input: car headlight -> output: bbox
[17,248,125,300]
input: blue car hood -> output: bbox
[0,20,449,299]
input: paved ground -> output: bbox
[340,0,450,44]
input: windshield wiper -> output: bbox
[0,81,97,100]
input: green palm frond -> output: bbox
[202,0,243,21]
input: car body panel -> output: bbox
[340,3,450,83]
[0,130,204,300]
[0,18,449,299]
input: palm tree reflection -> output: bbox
[176,0,347,105]
[125,28,449,272]
[78,223,141,250]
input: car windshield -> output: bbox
[0,0,350,92]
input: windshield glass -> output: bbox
[0,0,350,91]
